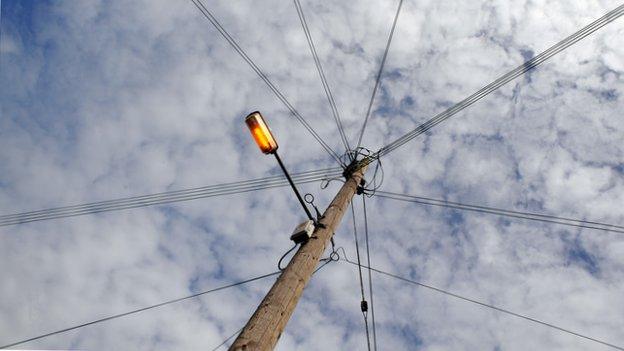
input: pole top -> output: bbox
[342,156,372,179]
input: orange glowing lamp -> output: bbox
[244,110,314,222]
[245,111,278,154]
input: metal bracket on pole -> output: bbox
[356,179,366,195]
[273,151,314,222]
[304,194,323,220]
[342,158,360,180]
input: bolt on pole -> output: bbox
[229,164,368,351]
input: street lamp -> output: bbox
[245,111,314,224]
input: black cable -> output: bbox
[370,159,384,195]
[0,168,342,227]
[355,0,404,150]
[293,0,351,154]
[0,168,338,221]
[375,4,624,158]
[341,259,624,351]
[362,152,385,196]
[188,0,344,166]
[314,256,335,274]
[375,191,624,234]
[0,271,281,349]
[350,203,372,351]
[212,258,334,350]
[0,172,338,227]
[320,174,346,190]
[362,196,377,351]
[278,243,299,270]
[210,327,244,351]
[0,168,340,221]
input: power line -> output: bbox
[362,196,377,351]
[375,4,624,159]
[342,259,624,351]
[213,253,334,350]
[355,0,404,150]
[0,168,342,227]
[314,256,335,274]
[0,169,341,226]
[0,271,281,349]
[350,203,372,351]
[188,0,344,166]
[0,168,338,221]
[375,190,624,234]
[210,327,243,351]
[293,0,351,154]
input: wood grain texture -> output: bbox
[230,166,367,351]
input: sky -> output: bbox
[1,0,623,350]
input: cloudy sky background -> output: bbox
[1,0,623,350]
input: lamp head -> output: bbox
[245,111,278,154]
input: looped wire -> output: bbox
[277,243,298,271]
[321,175,345,189]
[304,193,315,204]
[339,147,384,197]
[335,246,351,262]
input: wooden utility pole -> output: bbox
[229,164,367,351]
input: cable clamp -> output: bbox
[356,179,367,195]
[342,158,360,179]
[360,300,368,312]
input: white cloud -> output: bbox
[1,0,623,350]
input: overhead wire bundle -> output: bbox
[373,4,624,159]
[0,168,341,227]
[189,0,344,166]
[375,190,624,234]
[361,196,377,350]
[294,0,351,155]
[0,271,281,349]
[339,257,624,351]
[355,0,404,151]
[349,202,372,351]
[0,243,339,350]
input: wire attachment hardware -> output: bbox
[361,300,368,313]
[356,179,367,195]
[342,158,360,179]
[304,193,323,221]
